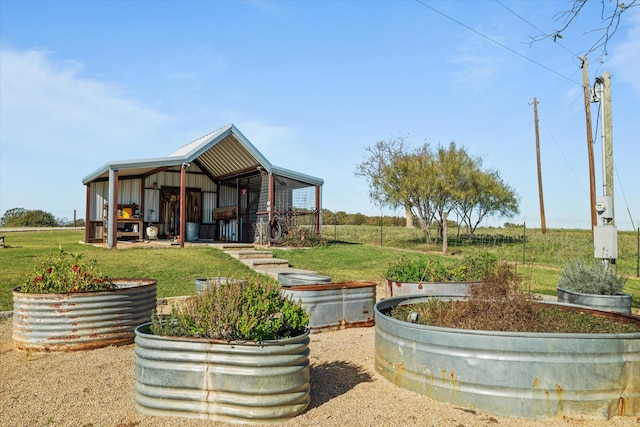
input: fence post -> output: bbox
[522,222,526,264]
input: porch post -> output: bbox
[268,173,274,222]
[179,162,188,248]
[315,185,322,234]
[108,169,119,249]
[84,185,91,243]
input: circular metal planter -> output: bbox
[12,278,157,352]
[278,272,332,286]
[282,281,376,332]
[134,323,311,424]
[195,277,247,295]
[385,279,480,298]
[557,286,632,314]
[374,295,640,420]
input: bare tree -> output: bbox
[529,0,638,55]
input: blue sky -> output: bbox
[1,0,638,230]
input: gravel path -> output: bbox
[1,287,639,427]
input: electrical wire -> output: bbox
[539,118,588,197]
[494,0,579,57]
[414,0,582,86]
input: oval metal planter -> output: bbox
[385,279,480,298]
[375,295,640,420]
[12,278,157,352]
[195,277,247,295]
[557,286,632,314]
[282,281,376,332]
[134,323,311,424]
[278,272,332,286]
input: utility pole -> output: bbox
[581,56,597,236]
[593,71,617,274]
[601,71,614,221]
[532,97,547,234]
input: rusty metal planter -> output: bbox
[385,279,480,298]
[134,323,310,424]
[12,278,157,352]
[375,295,640,420]
[282,281,376,332]
[557,286,632,314]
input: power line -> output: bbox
[494,0,579,57]
[414,0,582,86]
[539,117,588,197]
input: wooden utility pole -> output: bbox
[581,56,598,236]
[532,97,547,234]
[601,71,615,224]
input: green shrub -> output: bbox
[151,277,310,342]
[19,248,114,293]
[557,259,626,295]
[384,252,497,282]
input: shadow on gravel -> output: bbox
[308,360,373,408]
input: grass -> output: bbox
[0,226,639,312]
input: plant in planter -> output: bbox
[135,277,311,424]
[13,248,157,352]
[375,261,640,420]
[556,258,631,314]
[384,252,497,297]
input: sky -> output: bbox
[0,0,638,231]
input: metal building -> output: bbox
[81,123,323,248]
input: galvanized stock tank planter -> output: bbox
[556,286,632,314]
[385,279,480,298]
[134,323,311,424]
[12,278,157,352]
[374,295,640,420]
[281,281,376,332]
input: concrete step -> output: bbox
[242,258,290,269]
[232,250,274,260]
[209,243,255,251]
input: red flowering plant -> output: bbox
[20,248,114,293]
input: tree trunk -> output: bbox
[442,210,448,255]
[405,204,413,228]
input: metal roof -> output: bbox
[81,123,323,186]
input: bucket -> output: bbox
[122,208,133,218]
[186,222,199,241]
[146,226,158,240]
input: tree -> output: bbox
[355,138,521,254]
[0,208,59,227]
[530,0,638,55]
[456,169,519,237]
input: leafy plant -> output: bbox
[19,248,114,293]
[151,277,309,342]
[557,259,626,295]
[390,262,639,334]
[384,252,497,282]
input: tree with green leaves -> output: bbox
[355,137,520,254]
[0,208,59,227]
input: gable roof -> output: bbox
[81,123,323,186]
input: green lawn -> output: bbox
[0,227,638,312]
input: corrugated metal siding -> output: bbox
[197,135,260,178]
[117,178,142,206]
[89,181,109,220]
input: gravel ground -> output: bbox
[1,285,639,427]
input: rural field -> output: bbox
[1,227,640,427]
[0,226,638,312]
